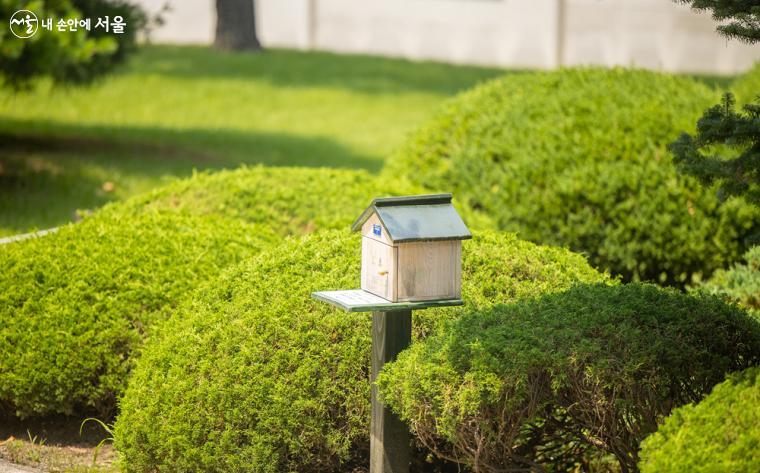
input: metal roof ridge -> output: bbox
[371,193,452,207]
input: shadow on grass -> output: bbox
[0,119,380,235]
[0,144,118,235]
[0,118,382,170]
[129,45,509,95]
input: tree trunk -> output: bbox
[215,0,261,51]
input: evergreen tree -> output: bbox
[671,1,760,205]
[670,94,760,204]
[675,1,760,42]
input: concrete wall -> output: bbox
[310,0,559,69]
[135,0,760,74]
[563,0,759,74]
[141,0,214,44]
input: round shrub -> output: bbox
[113,165,475,233]
[698,246,760,319]
[377,284,760,473]
[383,68,760,285]
[639,367,760,473]
[114,230,607,473]
[0,166,416,418]
[0,211,272,419]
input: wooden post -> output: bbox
[370,309,412,473]
[311,289,464,472]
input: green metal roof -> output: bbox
[351,193,472,243]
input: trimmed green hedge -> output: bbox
[639,367,760,473]
[114,230,607,473]
[0,211,271,418]
[698,246,760,319]
[377,284,760,473]
[0,166,416,418]
[113,165,482,232]
[384,68,760,285]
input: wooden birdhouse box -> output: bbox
[351,193,471,303]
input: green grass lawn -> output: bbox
[0,45,505,236]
